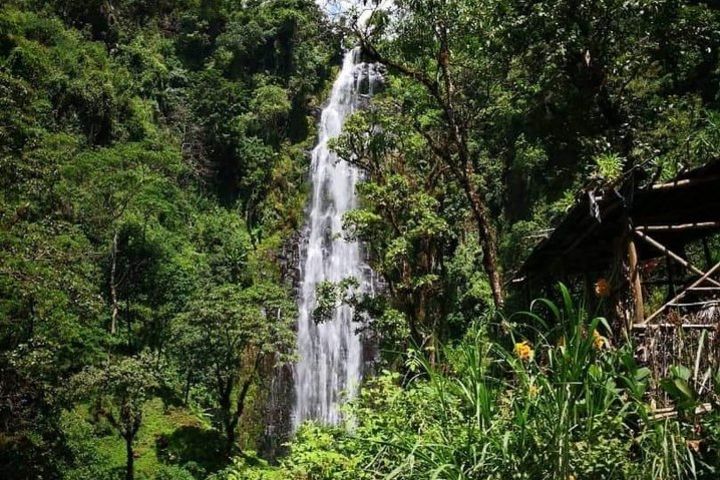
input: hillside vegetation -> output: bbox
[2,1,720,479]
[1,1,336,478]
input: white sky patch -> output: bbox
[316,0,393,26]
[315,0,353,15]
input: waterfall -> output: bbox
[292,48,381,429]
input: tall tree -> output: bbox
[352,0,507,307]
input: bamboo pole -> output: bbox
[669,300,720,308]
[633,230,720,288]
[633,323,717,330]
[636,221,720,232]
[651,175,720,190]
[641,260,720,324]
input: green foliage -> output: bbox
[313,278,360,324]
[232,285,716,479]
[662,365,699,413]
[70,355,160,480]
[172,281,295,456]
[594,153,625,183]
[4,0,720,478]
[333,100,485,353]
[0,0,334,477]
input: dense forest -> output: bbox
[2,0,720,479]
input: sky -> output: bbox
[316,0,392,25]
[316,0,352,15]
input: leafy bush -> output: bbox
[227,285,714,479]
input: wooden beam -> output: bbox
[633,323,717,329]
[633,230,720,288]
[670,300,720,308]
[651,175,720,190]
[636,221,720,232]
[641,260,720,324]
[628,237,645,325]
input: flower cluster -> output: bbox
[592,330,608,350]
[514,341,534,361]
[594,278,611,297]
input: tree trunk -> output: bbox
[224,354,261,457]
[183,370,192,405]
[125,435,134,480]
[218,375,235,458]
[464,178,504,308]
[224,421,236,458]
[110,231,119,334]
[126,300,132,349]
[435,24,504,309]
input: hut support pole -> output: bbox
[627,238,645,326]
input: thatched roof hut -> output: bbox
[517,161,720,405]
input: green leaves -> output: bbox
[661,365,698,413]
[70,354,160,437]
[0,2,331,473]
[593,153,624,183]
[313,278,360,325]
[241,287,712,480]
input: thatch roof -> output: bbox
[519,161,720,279]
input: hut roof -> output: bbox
[519,161,720,279]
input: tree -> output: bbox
[331,103,481,355]
[351,1,508,308]
[71,355,159,480]
[173,282,295,457]
[0,0,334,474]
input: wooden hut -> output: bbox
[516,161,720,405]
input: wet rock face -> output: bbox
[258,361,294,461]
[259,230,301,461]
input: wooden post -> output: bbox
[628,237,645,326]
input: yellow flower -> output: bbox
[592,330,607,350]
[514,341,534,361]
[594,278,611,298]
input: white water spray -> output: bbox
[292,48,381,429]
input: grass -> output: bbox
[65,397,227,479]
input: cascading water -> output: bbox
[293,48,381,429]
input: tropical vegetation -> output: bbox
[1,0,720,479]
